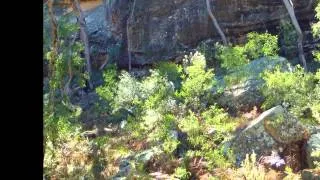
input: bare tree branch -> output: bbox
[64,35,77,97]
[72,0,93,89]
[206,0,228,46]
[282,0,307,70]
[47,0,59,112]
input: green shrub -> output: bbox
[44,133,95,179]
[141,70,175,110]
[84,50,241,176]
[280,19,298,48]
[178,111,202,138]
[313,2,320,39]
[112,69,175,113]
[148,113,176,141]
[43,10,89,177]
[178,105,233,144]
[215,44,248,70]
[178,52,216,111]
[163,137,180,154]
[215,32,279,71]
[156,62,183,90]
[201,105,236,141]
[113,71,141,112]
[312,2,320,62]
[113,70,178,146]
[96,64,118,112]
[44,11,87,92]
[173,167,191,180]
[244,32,279,60]
[44,93,82,143]
[283,166,301,180]
[223,70,250,87]
[311,70,320,124]
[178,106,236,169]
[125,115,145,138]
[43,99,90,179]
[238,152,266,180]
[261,65,319,124]
[205,148,234,169]
[141,109,162,132]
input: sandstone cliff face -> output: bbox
[106,0,315,66]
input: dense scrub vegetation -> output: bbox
[261,66,320,124]
[215,32,279,71]
[43,1,320,179]
[313,2,320,62]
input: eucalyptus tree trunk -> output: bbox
[64,35,77,97]
[127,0,137,72]
[205,0,228,46]
[45,0,59,156]
[72,0,93,89]
[101,0,111,70]
[282,0,307,70]
[47,0,59,111]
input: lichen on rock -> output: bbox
[229,105,308,166]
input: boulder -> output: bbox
[228,105,307,166]
[263,108,307,145]
[306,133,320,169]
[307,125,320,136]
[134,149,158,164]
[215,57,289,115]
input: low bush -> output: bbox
[261,66,320,124]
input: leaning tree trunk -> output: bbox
[127,0,137,72]
[206,0,228,46]
[47,0,59,112]
[100,0,111,70]
[282,0,307,70]
[45,0,59,157]
[72,0,93,89]
[64,35,77,97]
